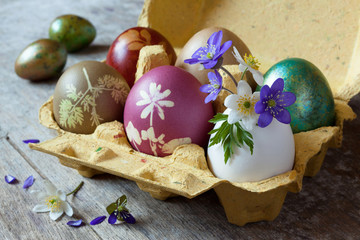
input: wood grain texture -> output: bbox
[0,0,359,239]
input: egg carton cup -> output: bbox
[30,92,355,226]
[30,0,360,226]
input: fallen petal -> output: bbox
[22,139,40,144]
[90,216,106,225]
[67,219,83,227]
[108,212,117,224]
[23,176,34,189]
[5,175,17,184]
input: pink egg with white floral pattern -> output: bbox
[124,66,214,157]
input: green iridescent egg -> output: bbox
[15,39,67,81]
[49,14,96,52]
[263,58,335,133]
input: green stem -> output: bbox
[220,66,237,87]
[67,181,84,196]
[222,87,234,94]
[240,67,248,80]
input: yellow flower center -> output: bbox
[45,196,61,212]
[236,95,257,116]
[268,99,276,107]
[244,53,260,70]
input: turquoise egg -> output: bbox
[263,58,335,133]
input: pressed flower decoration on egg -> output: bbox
[184,30,296,168]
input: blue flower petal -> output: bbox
[120,211,136,224]
[204,93,216,104]
[270,78,284,93]
[216,40,232,59]
[67,219,83,227]
[255,101,266,114]
[108,212,117,224]
[184,58,200,65]
[203,60,217,69]
[276,109,291,124]
[191,47,205,59]
[23,139,40,144]
[90,216,106,225]
[5,175,17,184]
[260,85,270,100]
[278,92,296,107]
[23,176,34,189]
[207,30,221,47]
[214,70,223,85]
[258,111,273,128]
[200,84,212,93]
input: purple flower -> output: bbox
[184,30,232,69]
[255,78,296,128]
[5,175,17,184]
[90,216,106,225]
[119,211,136,224]
[108,210,136,224]
[23,175,34,189]
[200,70,223,103]
[23,139,40,144]
[67,219,83,227]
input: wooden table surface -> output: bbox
[1,0,359,239]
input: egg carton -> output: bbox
[30,87,355,227]
[30,0,360,226]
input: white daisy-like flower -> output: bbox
[224,80,260,130]
[31,182,73,221]
[232,46,264,86]
[136,82,174,126]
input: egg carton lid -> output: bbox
[138,0,360,101]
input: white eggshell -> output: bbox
[207,110,295,183]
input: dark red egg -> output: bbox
[106,27,176,88]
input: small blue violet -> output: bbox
[184,30,232,69]
[255,78,296,128]
[23,139,40,144]
[23,175,34,189]
[200,70,223,103]
[90,216,106,225]
[119,211,136,224]
[5,175,17,184]
[67,219,83,227]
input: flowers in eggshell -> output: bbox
[184,30,297,183]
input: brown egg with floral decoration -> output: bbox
[53,61,130,134]
[176,27,257,90]
[106,27,176,88]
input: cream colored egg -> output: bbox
[207,110,295,183]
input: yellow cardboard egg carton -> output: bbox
[30,0,360,226]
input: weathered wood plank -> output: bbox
[0,138,101,240]
[0,0,359,239]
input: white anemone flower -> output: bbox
[232,47,264,86]
[32,182,73,221]
[224,80,260,130]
